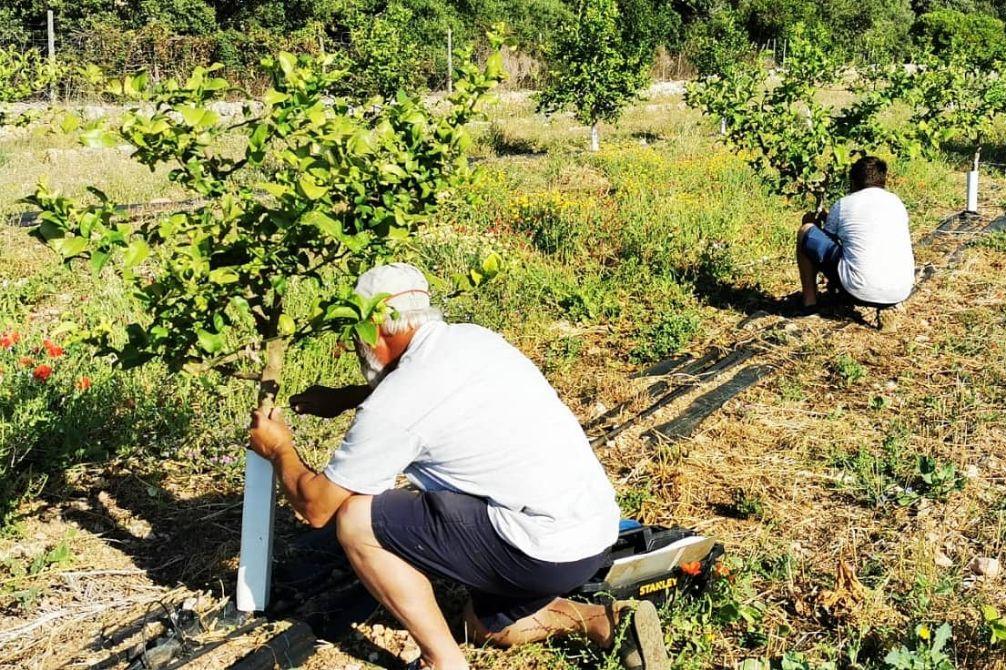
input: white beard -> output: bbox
[355,338,387,388]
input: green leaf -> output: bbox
[263,89,288,106]
[302,210,341,238]
[89,250,110,274]
[178,105,205,127]
[354,320,379,346]
[196,329,225,354]
[123,239,150,269]
[208,267,240,284]
[277,52,297,76]
[278,314,296,336]
[56,236,88,257]
[80,128,119,148]
[298,175,328,200]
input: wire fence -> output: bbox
[0,13,704,103]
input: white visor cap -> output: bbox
[354,262,431,313]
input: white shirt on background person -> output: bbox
[825,186,915,304]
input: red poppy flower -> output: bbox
[19,356,34,367]
[42,339,63,358]
[714,562,731,578]
[0,331,20,349]
[76,376,92,391]
[33,364,53,382]
[680,561,703,577]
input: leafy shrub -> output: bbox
[629,310,701,363]
[508,192,594,260]
[0,324,211,522]
[913,10,1006,67]
[684,8,753,76]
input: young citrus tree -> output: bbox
[894,51,1006,186]
[0,46,65,125]
[686,24,901,211]
[25,32,506,611]
[537,0,652,152]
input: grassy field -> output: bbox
[2,90,1006,669]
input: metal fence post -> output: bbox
[446,28,453,94]
[47,9,56,102]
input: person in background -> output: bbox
[796,156,915,312]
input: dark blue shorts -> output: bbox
[371,489,606,632]
[801,225,843,287]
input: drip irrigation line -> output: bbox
[585,349,723,433]
[227,622,316,670]
[589,346,758,447]
[646,364,776,444]
[11,197,205,228]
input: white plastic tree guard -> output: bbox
[236,451,276,612]
[966,169,979,214]
[590,123,600,152]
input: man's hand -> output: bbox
[249,407,293,461]
[290,384,371,418]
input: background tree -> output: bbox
[25,34,506,611]
[912,9,1006,67]
[537,0,653,151]
[686,24,902,210]
[684,7,752,77]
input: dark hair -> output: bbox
[850,156,887,191]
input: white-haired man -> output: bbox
[248,263,669,669]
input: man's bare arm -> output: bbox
[249,408,354,528]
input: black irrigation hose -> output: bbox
[585,350,723,433]
[646,364,776,444]
[589,347,758,447]
[227,622,316,670]
[9,197,206,228]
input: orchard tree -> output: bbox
[25,32,507,612]
[895,51,1006,171]
[537,0,652,151]
[686,24,903,211]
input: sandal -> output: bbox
[608,599,669,670]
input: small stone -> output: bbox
[935,552,953,568]
[969,557,1001,578]
[593,402,608,417]
[372,624,385,635]
[368,652,380,662]
[182,597,198,611]
[965,465,980,479]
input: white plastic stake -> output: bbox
[720,118,727,136]
[236,451,276,612]
[966,169,979,214]
[590,124,600,152]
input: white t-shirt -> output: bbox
[825,187,915,304]
[324,320,620,563]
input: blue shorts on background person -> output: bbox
[800,225,843,289]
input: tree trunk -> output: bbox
[236,338,285,613]
[590,123,600,152]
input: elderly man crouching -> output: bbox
[248,263,669,670]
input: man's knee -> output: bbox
[797,222,816,244]
[335,494,374,549]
